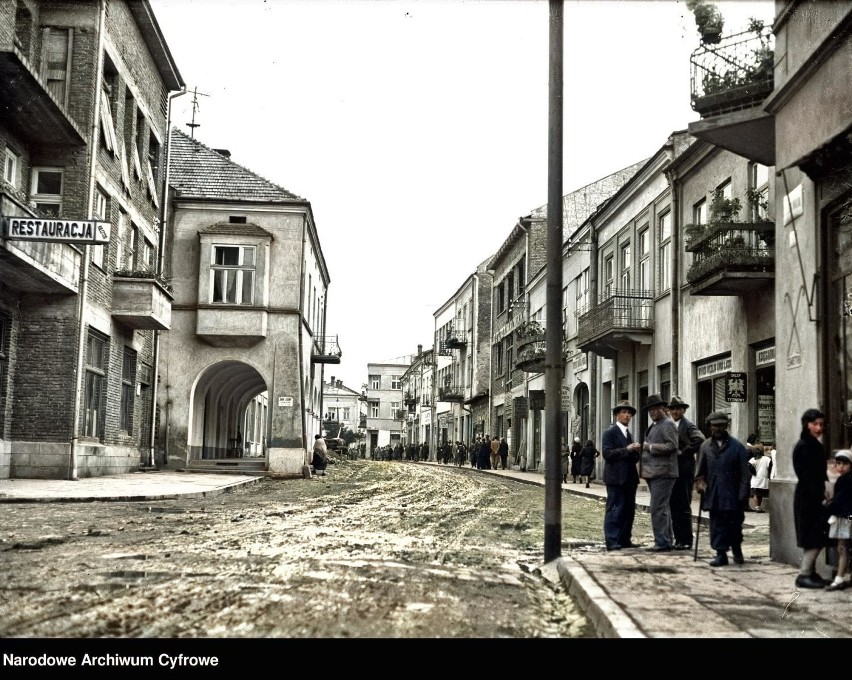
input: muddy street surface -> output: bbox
[0,461,603,639]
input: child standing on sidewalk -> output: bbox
[825,449,852,591]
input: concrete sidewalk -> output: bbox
[0,463,846,638]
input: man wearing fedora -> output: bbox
[601,401,643,550]
[694,411,750,566]
[640,394,680,551]
[667,396,705,551]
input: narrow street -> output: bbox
[0,461,600,638]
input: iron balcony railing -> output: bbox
[690,26,774,116]
[438,386,465,402]
[312,334,342,363]
[576,287,654,346]
[686,222,775,285]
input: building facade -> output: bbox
[0,0,182,479]
[159,129,337,477]
[399,345,434,453]
[686,0,852,567]
[321,375,362,452]
[364,360,409,457]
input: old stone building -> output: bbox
[158,129,336,477]
[0,0,182,478]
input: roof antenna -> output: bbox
[186,86,209,138]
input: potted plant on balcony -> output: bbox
[688,0,724,44]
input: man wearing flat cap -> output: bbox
[601,401,642,550]
[667,396,705,550]
[640,394,680,551]
[694,411,750,566]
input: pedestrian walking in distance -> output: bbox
[824,450,852,591]
[694,412,749,566]
[579,439,599,488]
[570,437,583,483]
[793,408,831,589]
[667,396,705,551]
[312,434,328,477]
[640,394,679,552]
[602,401,642,551]
[498,437,509,470]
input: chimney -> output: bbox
[337,380,342,388]
[330,376,335,385]
[417,344,422,356]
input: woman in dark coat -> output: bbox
[579,439,600,488]
[792,408,830,589]
[570,438,583,483]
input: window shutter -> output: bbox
[118,145,131,191]
[99,90,116,153]
[146,161,159,208]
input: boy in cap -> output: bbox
[694,411,750,566]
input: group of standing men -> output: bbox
[601,393,751,566]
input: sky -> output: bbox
[151,0,773,391]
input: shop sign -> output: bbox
[278,396,293,407]
[571,352,587,372]
[783,184,803,225]
[561,387,571,411]
[725,372,747,402]
[755,346,775,367]
[529,390,545,411]
[696,356,731,379]
[3,216,110,244]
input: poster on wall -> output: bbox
[725,372,747,402]
[758,394,776,444]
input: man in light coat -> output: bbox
[640,394,679,552]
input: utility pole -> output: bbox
[544,0,564,563]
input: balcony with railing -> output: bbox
[445,322,467,349]
[403,391,417,406]
[576,288,654,360]
[515,320,546,373]
[685,222,775,295]
[421,395,432,407]
[438,385,465,403]
[687,24,775,165]
[311,335,342,364]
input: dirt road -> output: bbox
[0,460,601,638]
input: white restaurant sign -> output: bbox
[3,216,110,245]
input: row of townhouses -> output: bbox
[1,1,338,482]
[367,2,852,568]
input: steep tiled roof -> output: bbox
[169,128,304,203]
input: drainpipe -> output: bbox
[69,0,107,480]
[669,169,681,394]
[150,86,188,468]
[588,217,599,449]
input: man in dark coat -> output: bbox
[694,411,750,566]
[667,396,705,551]
[498,437,509,470]
[602,401,642,551]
